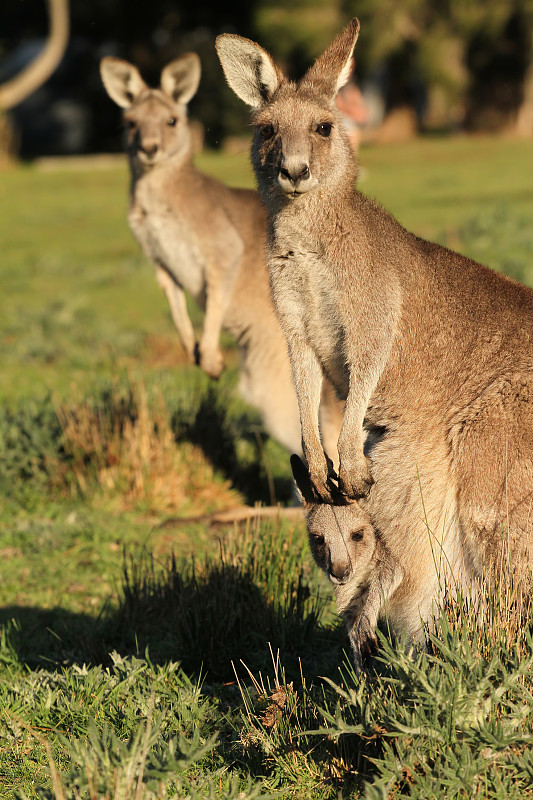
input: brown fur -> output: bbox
[217,21,533,656]
[100,54,343,458]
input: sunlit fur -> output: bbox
[218,19,533,667]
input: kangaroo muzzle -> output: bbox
[278,154,316,196]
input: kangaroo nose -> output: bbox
[280,163,310,184]
[141,143,158,158]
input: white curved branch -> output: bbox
[0,0,69,110]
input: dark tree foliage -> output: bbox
[343,0,533,131]
[0,0,256,153]
[1,0,532,155]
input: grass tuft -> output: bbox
[58,381,239,515]
[114,519,341,682]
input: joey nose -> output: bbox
[329,563,351,584]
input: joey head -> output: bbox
[291,454,402,670]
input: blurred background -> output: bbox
[1,0,533,159]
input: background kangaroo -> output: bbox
[217,21,533,649]
[100,53,343,460]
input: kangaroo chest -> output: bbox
[269,231,348,395]
[129,176,205,300]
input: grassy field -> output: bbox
[1,136,533,798]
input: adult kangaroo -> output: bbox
[217,21,533,650]
[100,53,343,458]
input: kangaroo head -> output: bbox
[291,454,376,586]
[216,19,360,206]
[100,54,201,169]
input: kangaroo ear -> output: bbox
[216,34,282,109]
[100,56,147,108]
[161,53,201,105]
[303,18,360,99]
[290,454,318,505]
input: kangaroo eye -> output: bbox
[126,120,136,130]
[317,122,332,137]
[260,123,274,139]
[167,116,177,127]
[351,529,364,542]
[311,534,325,546]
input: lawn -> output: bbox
[1,135,533,798]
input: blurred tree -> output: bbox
[1,0,532,156]
[343,0,533,133]
[0,0,68,110]
[0,0,258,153]
[0,0,69,159]
[253,0,346,75]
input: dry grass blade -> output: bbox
[134,694,155,800]
[57,380,240,514]
[5,713,66,800]
[440,549,533,661]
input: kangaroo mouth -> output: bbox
[282,186,314,200]
[136,151,160,167]
[278,175,317,199]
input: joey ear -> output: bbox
[290,454,318,505]
[161,53,201,105]
[216,33,282,108]
[303,18,360,99]
[100,56,148,108]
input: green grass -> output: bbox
[1,135,533,798]
[359,136,533,286]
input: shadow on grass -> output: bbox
[0,570,370,798]
[0,382,295,512]
[171,385,295,506]
[0,519,394,797]
[0,520,345,684]
[111,550,345,683]
[0,606,111,667]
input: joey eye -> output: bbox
[126,120,136,130]
[260,123,274,139]
[351,529,364,542]
[317,122,332,137]
[167,116,177,127]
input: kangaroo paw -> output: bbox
[338,456,374,499]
